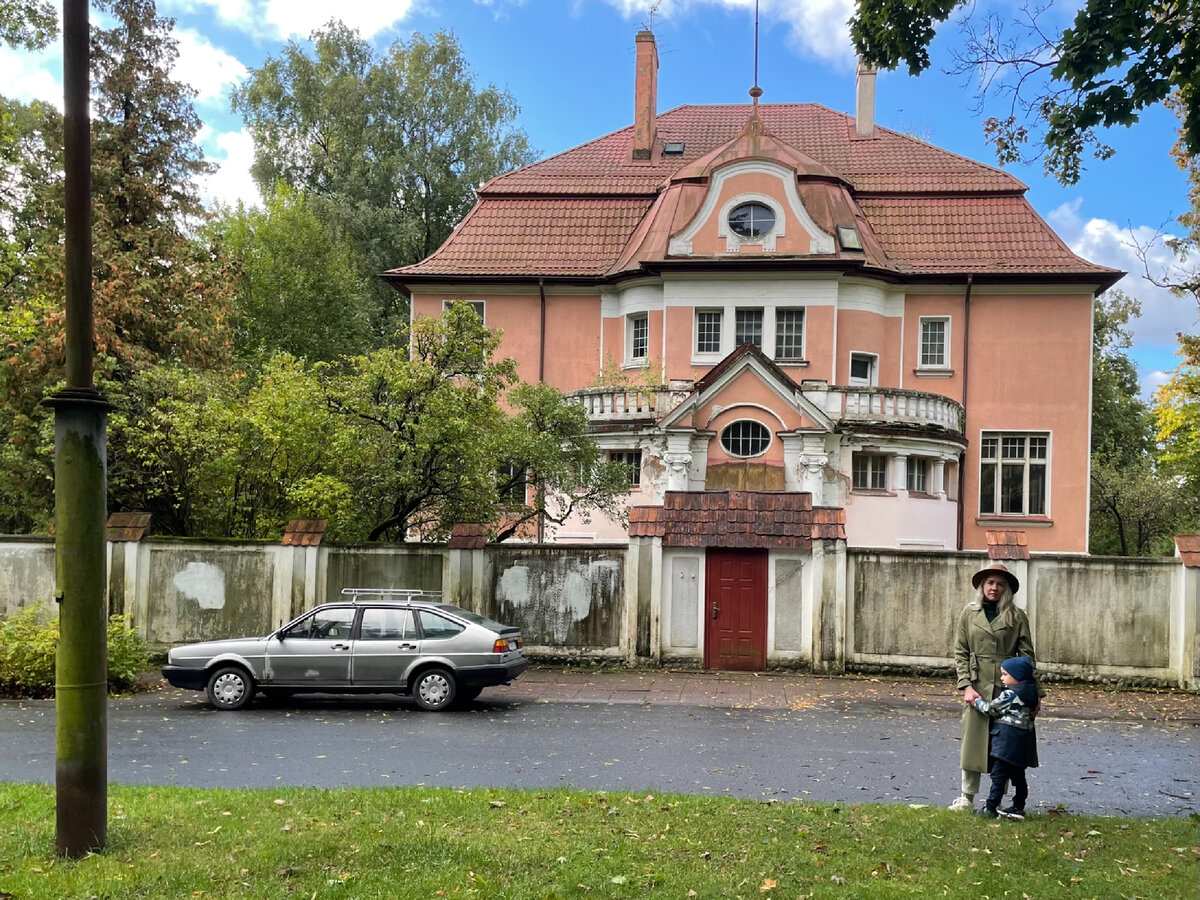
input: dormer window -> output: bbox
[728,202,775,239]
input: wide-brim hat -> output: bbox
[971,561,1019,595]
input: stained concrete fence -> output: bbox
[0,535,1195,688]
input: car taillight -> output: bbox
[493,638,509,654]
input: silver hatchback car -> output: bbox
[162,588,530,711]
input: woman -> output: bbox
[950,562,1036,812]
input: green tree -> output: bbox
[850,0,1198,184]
[321,303,518,541]
[0,0,56,49]
[0,0,234,531]
[492,382,633,543]
[109,356,348,538]
[232,23,536,337]
[1088,292,1191,555]
[215,187,372,369]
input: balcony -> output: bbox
[568,382,963,436]
[819,385,964,435]
[566,386,689,424]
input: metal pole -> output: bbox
[48,0,110,857]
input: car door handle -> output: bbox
[331,643,350,651]
[398,643,418,650]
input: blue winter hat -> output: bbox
[1001,656,1034,683]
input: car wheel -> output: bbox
[413,667,456,711]
[206,666,254,711]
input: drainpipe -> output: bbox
[537,278,546,543]
[956,275,973,551]
[538,277,547,384]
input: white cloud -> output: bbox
[164,0,418,40]
[598,0,856,66]
[0,42,65,109]
[199,128,262,211]
[262,0,418,39]
[173,29,248,105]
[1048,199,1198,348]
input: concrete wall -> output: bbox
[486,544,626,657]
[0,536,1195,687]
[0,538,56,616]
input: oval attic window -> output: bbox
[728,202,775,239]
[720,420,771,457]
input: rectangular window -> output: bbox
[696,309,722,354]
[849,352,877,386]
[443,299,485,322]
[628,313,648,362]
[919,317,948,368]
[979,432,1048,516]
[906,457,928,492]
[852,453,888,490]
[774,308,805,360]
[497,463,527,506]
[735,308,763,349]
[608,450,642,487]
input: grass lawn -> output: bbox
[0,784,1195,898]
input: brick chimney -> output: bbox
[633,30,658,160]
[855,60,876,137]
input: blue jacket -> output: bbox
[972,680,1039,768]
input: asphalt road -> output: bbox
[2,692,1194,818]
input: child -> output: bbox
[969,655,1039,819]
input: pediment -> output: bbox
[659,344,834,433]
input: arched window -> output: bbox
[720,420,771,457]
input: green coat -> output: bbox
[953,604,1035,773]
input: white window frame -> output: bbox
[695,308,723,356]
[906,456,929,492]
[627,312,649,365]
[735,307,764,350]
[918,316,950,369]
[774,307,805,361]
[852,453,889,491]
[443,299,485,322]
[848,352,878,386]
[979,431,1050,517]
[720,420,772,458]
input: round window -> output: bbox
[720,420,771,457]
[728,202,775,239]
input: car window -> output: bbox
[359,607,416,640]
[281,608,355,640]
[416,610,465,640]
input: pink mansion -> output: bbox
[386,32,1118,567]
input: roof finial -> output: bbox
[749,0,762,106]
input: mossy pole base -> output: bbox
[45,390,111,857]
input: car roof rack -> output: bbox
[339,587,444,604]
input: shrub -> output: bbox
[0,604,150,697]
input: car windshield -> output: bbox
[431,603,512,632]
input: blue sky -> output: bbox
[5,0,1195,393]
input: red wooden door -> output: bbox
[704,549,767,671]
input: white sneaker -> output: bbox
[948,795,974,812]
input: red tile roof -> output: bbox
[1176,534,1199,568]
[387,103,1120,285]
[986,530,1030,561]
[401,198,652,277]
[107,512,151,542]
[281,519,327,546]
[629,490,845,548]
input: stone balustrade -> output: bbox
[569,382,964,434]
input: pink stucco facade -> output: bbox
[389,33,1118,555]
